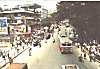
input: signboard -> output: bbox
[0,17,8,34]
[1,19,7,27]
[10,25,26,34]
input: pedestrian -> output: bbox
[39,42,41,48]
[2,55,5,60]
[81,46,82,51]
[7,53,9,58]
[11,42,14,47]
[91,53,96,62]
[82,46,84,52]
[29,47,32,56]
[25,38,28,46]
[45,39,47,43]
[29,39,32,46]
[22,45,24,49]
[77,42,80,48]
[17,47,19,53]
[53,38,55,43]
[9,57,13,65]
[84,52,86,60]
[95,46,98,52]
[94,54,96,62]
[89,54,92,62]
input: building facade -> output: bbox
[0,6,42,34]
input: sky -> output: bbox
[0,0,59,12]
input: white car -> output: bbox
[61,64,79,69]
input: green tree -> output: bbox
[29,3,41,13]
[41,17,55,27]
[54,1,100,42]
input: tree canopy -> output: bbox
[53,1,100,43]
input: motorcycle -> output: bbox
[78,56,84,62]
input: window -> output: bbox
[62,43,66,46]
[67,44,71,46]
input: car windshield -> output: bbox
[67,66,74,69]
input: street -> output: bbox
[0,1,100,69]
[27,33,98,69]
[5,26,98,69]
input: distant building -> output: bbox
[0,3,48,34]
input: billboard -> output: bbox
[1,19,7,27]
[0,17,8,34]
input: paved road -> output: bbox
[27,32,98,69]
[4,25,99,69]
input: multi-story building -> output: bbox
[0,4,42,35]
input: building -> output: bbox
[0,4,42,35]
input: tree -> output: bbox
[41,17,55,27]
[29,3,41,13]
[54,1,100,42]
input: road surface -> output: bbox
[5,25,99,69]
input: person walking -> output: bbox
[53,38,55,43]
[77,42,80,48]
[39,41,41,48]
[9,57,13,65]
[91,53,96,62]
[84,52,86,60]
[89,54,92,62]
[93,54,96,62]
[29,47,32,56]
[82,46,84,52]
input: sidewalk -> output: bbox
[3,33,56,69]
[1,30,56,69]
[0,44,29,69]
[75,46,99,66]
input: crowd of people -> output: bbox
[0,31,44,66]
[0,23,59,67]
[75,41,100,63]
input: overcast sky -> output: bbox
[0,0,58,12]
